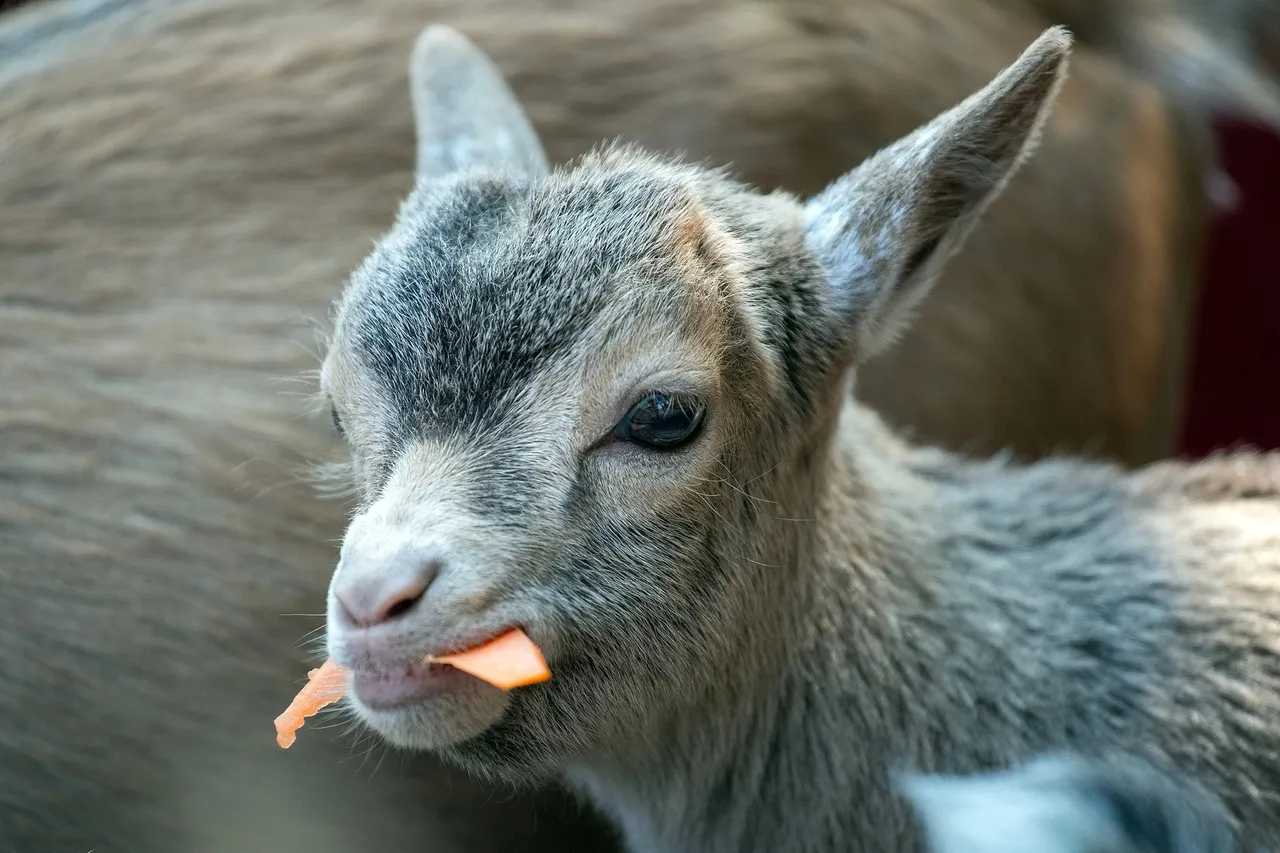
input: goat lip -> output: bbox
[350,660,469,709]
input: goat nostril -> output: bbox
[381,588,425,622]
[335,558,439,628]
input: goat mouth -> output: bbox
[350,660,471,709]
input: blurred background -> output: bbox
[1,0,1277,851]
[1181,115,1280,458]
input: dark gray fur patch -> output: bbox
[337,147,837,458]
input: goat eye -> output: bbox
[330,405,345,436]
[615,392,705,450]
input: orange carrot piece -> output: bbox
[429,628,551,690]
[273,657,349,749]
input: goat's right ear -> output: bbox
[804,27,1071,361]
[408,25,549,183]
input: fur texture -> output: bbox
[321,24,1280,853]
[4,0,1280,849]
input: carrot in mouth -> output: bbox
[429,627,551,690]
[273,628,551,749]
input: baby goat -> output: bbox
[318,24,1280,853]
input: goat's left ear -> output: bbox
[408,25,549,183]
[804,27,1071,359]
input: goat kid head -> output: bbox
[320,24,1071,778]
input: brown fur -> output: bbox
[0,0,1274,849]
[1025,0,1280,109]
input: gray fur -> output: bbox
[321,23,1280,853]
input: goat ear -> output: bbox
[408,25,549,183]
[804,27,1071,360]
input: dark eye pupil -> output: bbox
[616,393,705,449]
[330,405,345,436]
